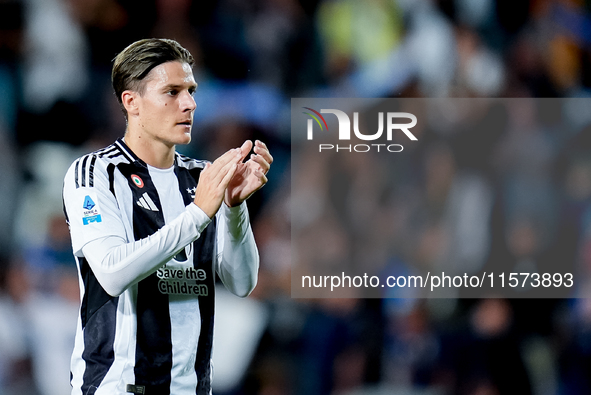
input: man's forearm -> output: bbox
[216,202,259,297]
[82,204,211,296]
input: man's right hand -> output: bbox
[193,148,242,218]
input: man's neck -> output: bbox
[124,130,175,169]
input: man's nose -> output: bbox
[181,91,196,111]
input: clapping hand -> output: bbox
[193,140,273,218]
[224,140,273,208]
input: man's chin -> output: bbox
[175,132,192,146]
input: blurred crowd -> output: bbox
[2,0,591,394]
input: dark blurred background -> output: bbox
[2,0,591,394]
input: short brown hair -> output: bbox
[111,38,194,117]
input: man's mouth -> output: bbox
[177,121,192,126]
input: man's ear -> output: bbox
[121,90,140,117]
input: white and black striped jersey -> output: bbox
[62,138,259,395]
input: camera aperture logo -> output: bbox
[303,107,418,153]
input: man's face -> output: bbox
[133,61,197,147]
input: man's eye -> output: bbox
[168,90,178,96]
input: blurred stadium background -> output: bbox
[2,0,591,394]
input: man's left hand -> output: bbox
[224,140,273,207]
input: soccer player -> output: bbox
[62,38,272,394]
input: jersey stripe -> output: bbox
[88,155,97,187]
[97,146,118,157]
[117,161,174,392]
[175,153,207,170]
[73,154,99,188]
[81,155,89,187]
[74,159,80,188]
[115,139,136,163]
[107,163,116,197]
[78,256,118,393]
[177,166,216,394]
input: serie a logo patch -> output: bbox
[82,194,102,225]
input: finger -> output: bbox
[220,162,238,190]
[199,162,212,177]
[253,169,268,189]
[214,153,241,183]
[210,149,241,177]
[253,141,273,165]
[213,148,241,165]
[249,153,271,174]
[250,167,268,185]
[236,169,267,205]
[254,140,270,153]
[238,140,253,162]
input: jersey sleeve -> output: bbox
[80,204,211,296]
[215,202,259,297]
[63,155,128,256]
